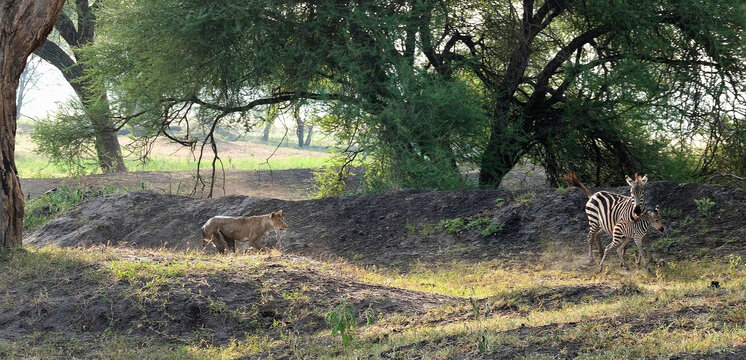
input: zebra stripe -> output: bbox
[564,172,647,265]
[586,191,638,234]
[599,206,663,270]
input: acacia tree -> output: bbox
[1,0,66,247]
[406,0,745,186]
[34,0,127,173]
[89,0,744,191]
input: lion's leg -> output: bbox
[218,230,236,253]
[249,235,267,252]
[211,233,228,254]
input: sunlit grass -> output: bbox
[14,132,332,178]
[16,151,330,178]
[1,244,744,359]
[125,155,329,173]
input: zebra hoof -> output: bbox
[620,263,629,270]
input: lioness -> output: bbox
[201,210,288,254]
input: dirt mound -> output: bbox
[25,181,746,265]
[0,250,455,345]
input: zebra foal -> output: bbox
[564,172,647,265]
[599,205,664,271]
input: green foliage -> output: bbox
[440,216,503,236]
[728,254,743,275]
[494,198,505,207]
[694,197,716,216]
[660,208,684,219]
[325,300,356,346]
[514,191,536,206]
[312,159,356,199]
[555,187,567,196]
[24,185,124,230]
[87,0,746,190]
[480,222,504,236]
[440,218,467,234]
[30,100,101,176]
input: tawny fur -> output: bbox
[201,211,287,254]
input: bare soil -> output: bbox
[25,181,746,265]
[10,179,746,358]
[0,249,454,347]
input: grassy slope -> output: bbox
[1,244,744,359]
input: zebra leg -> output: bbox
[616,237,632,270]
[634,236,650,271]
[598,240,618,271]
[599,237,621,270]
[586,226,600,265]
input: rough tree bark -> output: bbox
[304,125,313,147]
[1,0,67,247]
[33,1,126,173]
[293,104,305,148]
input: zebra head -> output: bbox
[625,173,647,215]
[648,205,664,233]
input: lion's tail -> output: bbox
[563,172,591,198]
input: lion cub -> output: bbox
[201,210,287,254]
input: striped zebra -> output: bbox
[564,172,647,265]
[599,205,663,271]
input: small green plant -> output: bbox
[440,216,502,236]
[481,221,504,236]
[514,191,536,206]
[477,330,490,353]
[405,223,417,237]
[652,236,683,252]
[694,197,715,216]
[493,197,505,207]
[418,223,438,236]
[325,300,356,346]
[729,254,742,274]
[467,216,491,230]
[555,186,567,196]
[660,208,684,219]
[440,218,467,233]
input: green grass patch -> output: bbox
[23,185,125,230]
[16,152,330,178]
[125,155,329,173]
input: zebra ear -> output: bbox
[640,174,648,185]
[625,175,634,186]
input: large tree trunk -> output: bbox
[80,90,127,173]
[479,101,531,188]
[0,0,66,247]
[304,125,313,147]
[33,2,127,174]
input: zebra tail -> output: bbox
[563,172,591,198]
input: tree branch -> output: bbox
[33,39,85,95]
[530,24,613,104]
[54,11,79,47]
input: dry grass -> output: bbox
[1,243,744,359]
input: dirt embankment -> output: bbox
[26,181,746,265]
[0,250,454,346]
